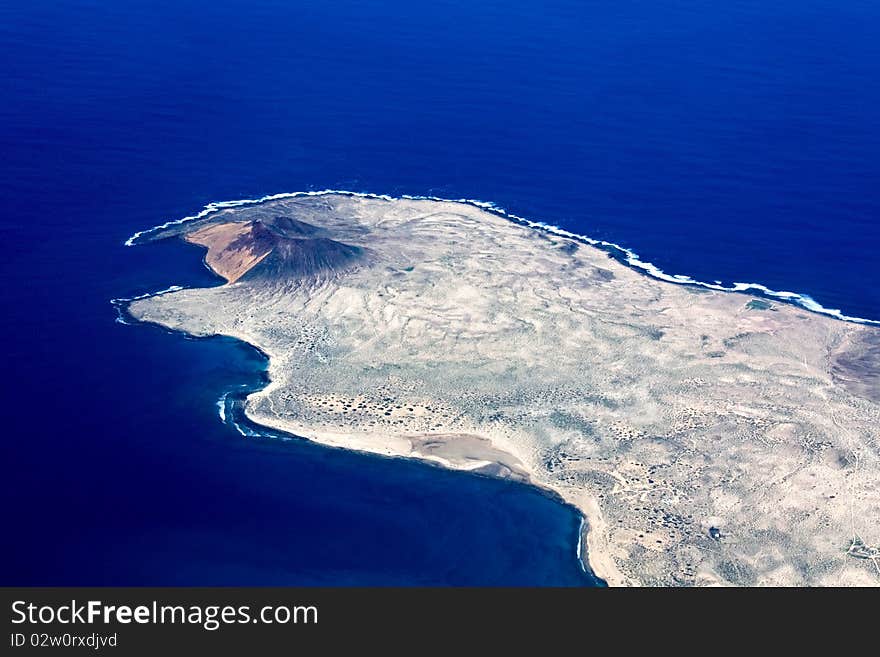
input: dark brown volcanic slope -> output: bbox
[186,216,362,284]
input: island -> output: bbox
[126,192,880,586]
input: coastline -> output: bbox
[242,404,616,585]
[125,189,879,326]
[569,491,628,587]
[116,295,606,585]
[237,330,610,586]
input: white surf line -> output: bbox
[231,419,251,437]
[576,516,588,574]
[124,189,880,326]
[112,285,186,302]
[110,285,188,324]
[217,392,228,423]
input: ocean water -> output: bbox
[1,0,877,584]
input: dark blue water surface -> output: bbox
[1,0,878,584]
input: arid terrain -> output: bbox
[127,192,880,586]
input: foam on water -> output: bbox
[576,517,587,574]
[217,392,228,423]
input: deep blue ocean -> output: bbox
[1,0,877,585]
